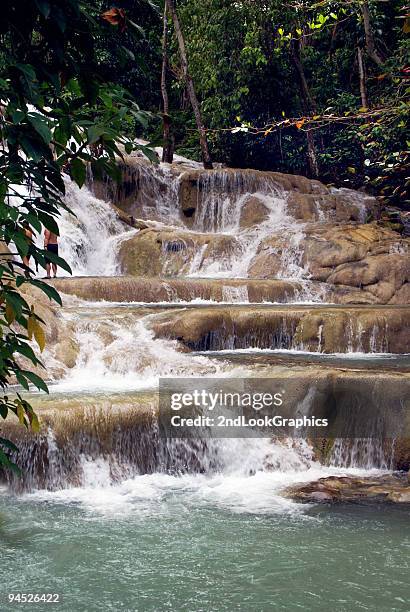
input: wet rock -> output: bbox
[50,276,306,304]
[239,196,270,228]
[118,227,240,277]
[284,474,410,505]
[177,167,377,227]
[249,223,410,304]
[91,157,179,219]
[95,158,379,229]
[150,305,410,353]
[286,191,376,223]
[1,394,158,492]
[18,284,79,378]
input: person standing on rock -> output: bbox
[22,222,36,277]
[44,228,59,278]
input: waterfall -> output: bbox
[2,402,321,492]
[188,190,308,280]
[55,177,136,276]
[47,312,223,392]
[2,157,404,501]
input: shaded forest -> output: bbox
[93,0,408,208]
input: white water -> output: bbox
[23,439,380,516]
[194,348,404,359]
[187,189,309,282]
[49,313,226,393]
[56,177,136,276]
[9,162,395,499]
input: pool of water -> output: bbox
[1,473,409,612]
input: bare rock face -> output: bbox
[91,158,178,219]
[286,190,376,223]
[178,167,378,226]
[283,474,410,505]
[96,157,379,227]
[50,276,306,304]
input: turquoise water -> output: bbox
[1,481,409,612]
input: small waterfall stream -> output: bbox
[55,177,137,276]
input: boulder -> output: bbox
[150,305,410,353]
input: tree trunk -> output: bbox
[165,0,213,169]
[290,39,319,177]
[161,2,174,163]
[361,1,384,66]
[357,46,368,108]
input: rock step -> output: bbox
[3,371,409,490]
[50,276,313,304]
[192,349,410,372]
[149,304,410,353]
[50,275,406,306]
[115,221,409,304]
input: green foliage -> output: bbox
[0,0,149,471]
[156,0,408,205]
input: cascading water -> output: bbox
[3,157,405,509]
[49,309,225,392]
[54,176,136,276]
[184,170,309,281]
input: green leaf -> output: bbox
[15,371,30,391]
[42,250,72,274]
[37,211,60,235]
[0,437,18,453]
[14,343,39,364]
[28,114,52,145]
[30,279,62,305]
[0,447,20,474]
[87,125,105,145]
[6,292,27,318]
[12,232,29,256]
[70,158,86,188]
[138,145,159,164]
[19,370,49,394]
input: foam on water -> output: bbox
[194,348,404,359]
[49,313,227,393]
[23,453,382,517]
